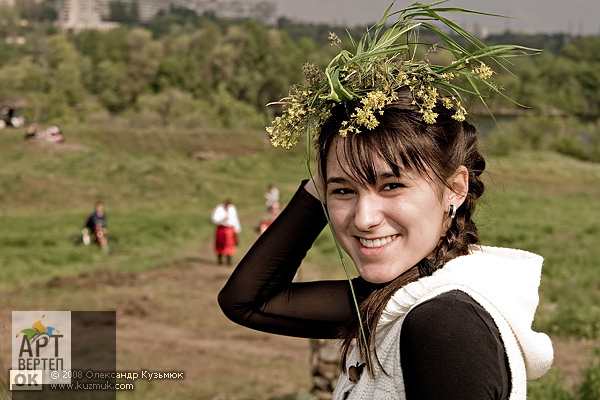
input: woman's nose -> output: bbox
[353,193,384,231]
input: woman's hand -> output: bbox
[304,173,325,201]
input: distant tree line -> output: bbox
[0,3,599,131]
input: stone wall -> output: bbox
[309,339,342,399]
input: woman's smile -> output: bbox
[358,234,398,249]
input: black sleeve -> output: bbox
[218,181,374,339]
[401,290,511,400]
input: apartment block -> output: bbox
[57,0,119,30]
[55,0,277,30]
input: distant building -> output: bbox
[136,0,170,22]
[93,0,170,23]
[178,0,277,26]
[57,0,119,31]
[54,0,276,31]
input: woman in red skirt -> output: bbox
[211,199,241,265]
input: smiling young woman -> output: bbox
[218,2,552,398]
[218,90,553,399]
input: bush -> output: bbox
[135,88,211,128]
[484,115,600,162]
[208,87,267,130]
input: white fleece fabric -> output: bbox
[333,246,554,400]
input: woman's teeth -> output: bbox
[359,235,397,248]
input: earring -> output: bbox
[448,204,457,219]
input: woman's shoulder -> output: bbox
[400,290,509,374]
[403,289,500,338]
[400,290,511,399]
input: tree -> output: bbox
[561,37,600,63]
[108,1,129,23]
[95,60,130,112]
[16,0,56,22]
[126,28,163,96]
[130,0,140,25]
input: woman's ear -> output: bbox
[447,165,469,209]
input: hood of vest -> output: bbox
[379,245,554,380]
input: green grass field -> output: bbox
[1,123,599,399]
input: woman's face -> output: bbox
[325,142,452,284]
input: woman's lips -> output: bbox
[358,234,397,248]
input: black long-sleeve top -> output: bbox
[218,182,510,399]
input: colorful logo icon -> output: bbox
[16,314,60,344]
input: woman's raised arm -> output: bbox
[218,181,369,339]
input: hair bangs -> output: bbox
[331,121,434,187]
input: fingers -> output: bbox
[304,174,325,200]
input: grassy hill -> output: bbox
[0,123,311,287]
[1,122,599,399]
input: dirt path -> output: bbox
[113,254,315,399]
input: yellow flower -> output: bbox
[342,90,399,134]
[473,62,493,80]
[423,110,439,124]
[452,104,467,121]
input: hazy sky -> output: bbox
[274,0,600,36]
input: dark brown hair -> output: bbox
[317,89,486,374]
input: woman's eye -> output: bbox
[331,188,355,195]
[382,182,405,191]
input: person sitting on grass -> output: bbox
[84,201,108,251]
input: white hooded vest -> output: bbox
[333,246,554,399]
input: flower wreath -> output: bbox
[267,1,539,149]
